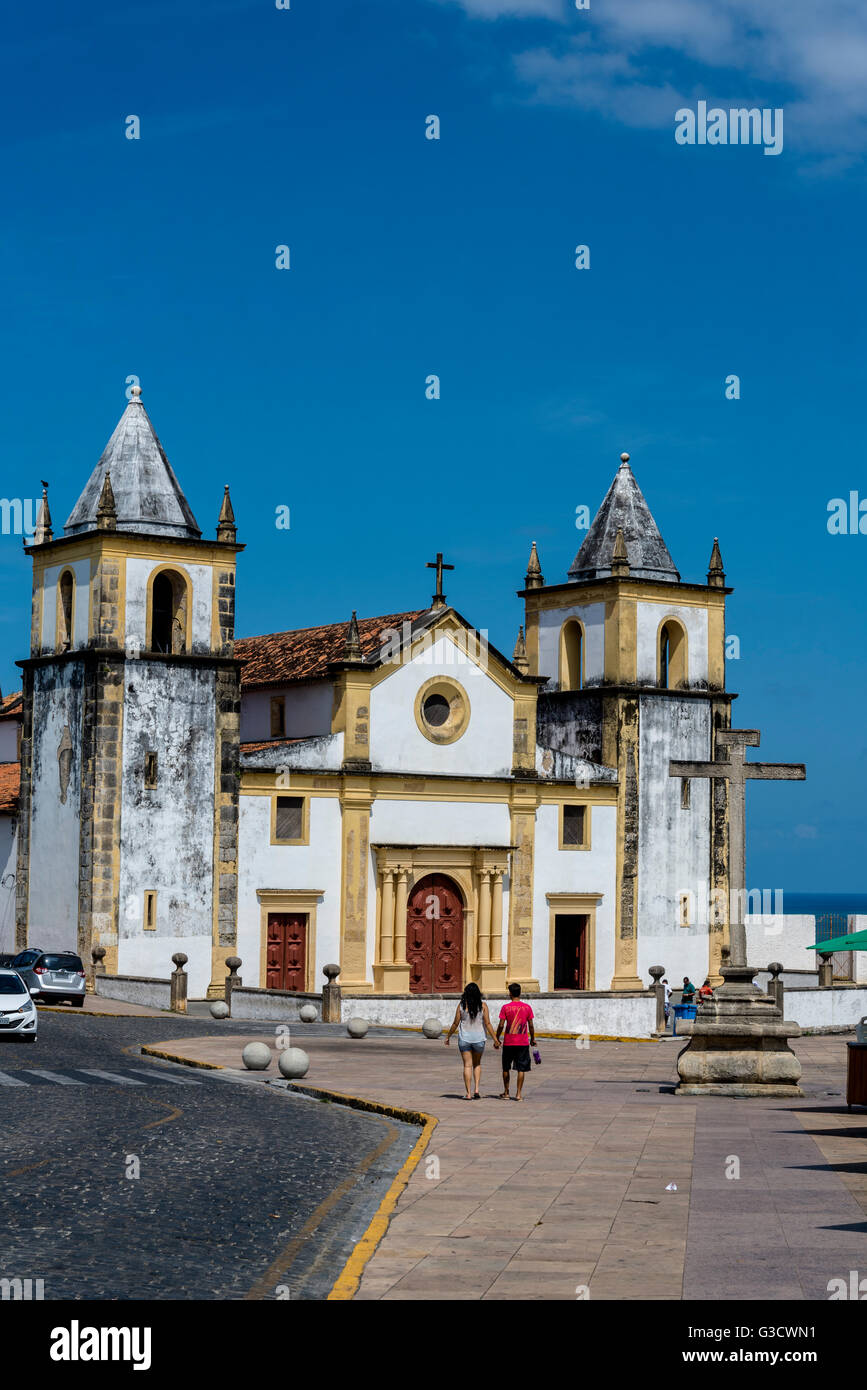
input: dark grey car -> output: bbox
[14,951,86,1005]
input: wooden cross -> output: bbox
[426,552,454,609]
[669,730,805,968]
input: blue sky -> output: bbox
[1,0,865,890]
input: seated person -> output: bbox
[698,978,714,1001]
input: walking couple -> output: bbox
[444,981,536,1101]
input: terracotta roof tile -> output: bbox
[236,611,425,690]
[0,762,20,814]
[0,691,22,721]
[240,738,307,754]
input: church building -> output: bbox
[2,388,735,1000]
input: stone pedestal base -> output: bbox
[675,963,803,1097]
[471,962,508,993]
[373,963,411,992]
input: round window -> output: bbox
[422,693,450,727]
[415,678,470,745]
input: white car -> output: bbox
[0,969,38,1042]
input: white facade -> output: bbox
[124,557,214,654]
[537,601,606,688]
[635,600,708,686]
[241,683,333,742]
[0,813,17,954]
[39,558,91,653]
[531,803,617,988]
[27,665,84,953]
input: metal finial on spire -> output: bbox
[129,384,142,401]
[620,452,630,466]
[524,540,544,589]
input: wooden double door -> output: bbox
[266,913,307,991]
[406,874,464,994]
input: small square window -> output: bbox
[275,796,304,842]
[145,751,158,789]
[271,698,286,739]
[562,805,587,847]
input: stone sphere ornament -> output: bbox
[209,1000,230,1020]
[299,1004,318,1023]
[422,1018,443,1039]
[346,1017,370,1039]
[277,1047,310,1080]
[241,1042,272,1071]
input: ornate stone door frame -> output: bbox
[545,892,602,992]
[372,845,509,994]
[256,888,322,993]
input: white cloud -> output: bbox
[440,0,867,158]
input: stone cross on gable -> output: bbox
[426,552,454,610]
[670,729,805,969]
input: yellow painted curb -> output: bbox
[140,1045,225,1071]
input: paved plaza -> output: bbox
[149,1026,867,1301]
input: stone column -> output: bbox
[379,869,395,965]
[508,785,540,990]
[767,961,784,1014]
[477,870,492,965]
[490,870,505,965]
[224,955,242,1010]
[649,965,666,1033]
[338,780,373,991]
[818,955,834,988]
[170,953,188,1014]
[321,963,342,1022]
[393,868,410,966]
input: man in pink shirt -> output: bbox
[496,982,536,1101]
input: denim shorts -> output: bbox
[458,1039,485,1054]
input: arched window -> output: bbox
[150,570,189,654]
[559,619,584,691]
[659,619,687,689]
[56,571,74,652]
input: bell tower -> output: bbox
[520,453,733,990]
[16,386,243,999]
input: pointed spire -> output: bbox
[216,484,237,542]
[512,625,529,673]
[569,452,679,583]
[525,541,544,590]
[96,471,117,531]
[33,482,53,544]
[707,537,725,588]
[65,387,201,539]
[610,526,630,578]
[344,610,363,661]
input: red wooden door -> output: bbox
[266,913,307,991]
[406,874,463,994]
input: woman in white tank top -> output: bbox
[444,983,500,1100]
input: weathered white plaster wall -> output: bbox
[745,914,819,973]
[28,666,83,952]
[241,684,333,742]
[537,602,606,688]
[117,663,216,999]
[336,991,655,1038]
[784,986,867,1032]
[0,814,17,955]
[96,974,172,1009]
[369,635,514,777]
[635,601,708,686]
[124,558,213,654]
[531,803,617,989]
[236,792,342,991]
[369,798,511,847]
[637,696,711,988]
[39,558,91,653]
[242,733,344,773]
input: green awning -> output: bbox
[809,929,867,954]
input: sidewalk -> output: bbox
[43,995,168,1018]
[143,1028,867,1301]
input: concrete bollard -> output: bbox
[818,955,834,989]
[88,945,107,995]
[170,953,188,1014]
[224,956,243,1011]
[321,962,342,1023]
[648,965,666,1034]
[767,961,785,1014]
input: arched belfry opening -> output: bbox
[559,619,584,691]
[150,570,189,654]
[659,619,687,689]
[57,570,74,652]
